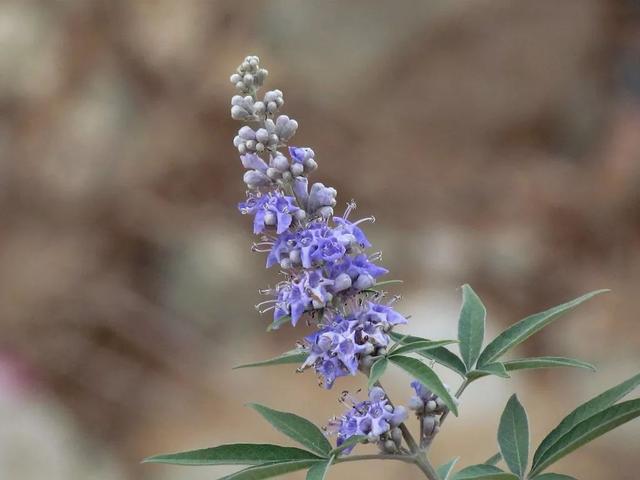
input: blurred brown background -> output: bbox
[1,0,639,479]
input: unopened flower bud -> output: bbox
[332,272,352,292]
[408,396,424,411]
[272,154,289,172]
[290,163,304,176]
[264,211,277,225]
[354,273,375,290]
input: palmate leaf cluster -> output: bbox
[145,286,640,479]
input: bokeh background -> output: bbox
[1,0,639,479]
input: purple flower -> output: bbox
[238,192,300,235]
[273,269,334,326]
[333,216,372,248]
[301,301,404,388]
[328,254,388,291]
[326,387,407,455]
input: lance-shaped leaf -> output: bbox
[452,464,517,480]
[389,331,467,378]
[503,357,595,373]
[484,453,502,466]
[247,404,332,457]
[532,372,640,468]
[330,435,366,456]
[234,349,308,369]
[306,456,334,480]
[530,474,577,480]
[389,339,458,357]
[219,460,323,480]
[143,443,321,466]
[368,357,388,390]
[389,355,458,416]
[529,399,640,477]
[498,395,529,478]
[458,284,486,371]
[467,362,510,381]
[437,457,460,480]
[477,290,608,367]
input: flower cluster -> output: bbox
[230,56,409,389]
[327,387,408,454]
[301,301,407,388]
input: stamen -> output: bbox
[353,215,375,226]
[343,200,357,219]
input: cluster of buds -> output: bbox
[408,380,458,445]
[231,89,285,121]
[229,55,268,95]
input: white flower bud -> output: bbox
[256,128,269,144]
[230,74,241,83]
[425,400,437,412]
[235,81,245,90]
[354,273,375,290]
[303,158,318,172]
[267,101,277,113]
[408,396,424,411]
[280,258,292,269]
[332,272,352,292]
[289,249,301,264]
[264,211,277,225]
[282,171,293,181]
[293,210,306,221]
[290,163,304,176]
[383,440,396,453]
[391,427,402,445]
[254,101,265,114]
[272,154,289,172]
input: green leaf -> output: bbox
[389,340,458,357]
[530,399,640,477]
[530,474,577,480]
[389,331,467,378]
[503,357,595,373]
[306,456,334,480]
[498,394,529,478]
[476,290,608,367]
[219,460,323,480]
[330,435,366,456]
[437,457,460,480]
[247,404,332,457]
[267,315,292,332]
[467,362,510,381]
[532,372,640,468]
[389,355,458,416]
[234,349,308,369]
[452,464,517,480]
[368,357,388,390]
[143,443,320,466]
[484,453,502,466]
[457,284,486,371]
